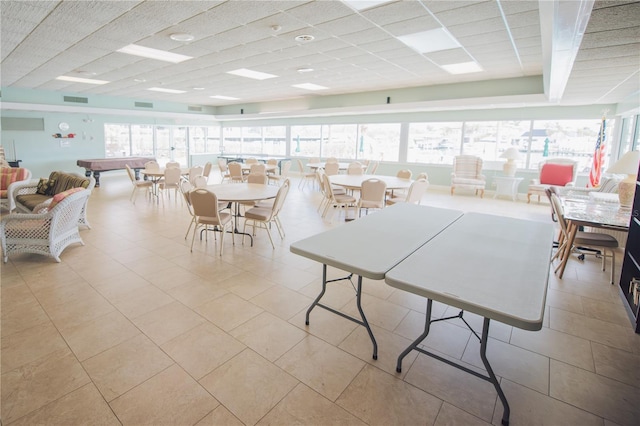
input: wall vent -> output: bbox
[63,96,88,103]
[135,101,153,108]
[188,105,202,112]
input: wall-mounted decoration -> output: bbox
[58,122,70,131]
[52,133,75,138]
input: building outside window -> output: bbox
[105,124,131,157]
[408,122,463,164]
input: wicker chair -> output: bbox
[1,189,91,262]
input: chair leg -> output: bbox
[264,222,275,249]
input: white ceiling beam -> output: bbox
[539,0,595,103]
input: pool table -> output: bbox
[77,157,156,187]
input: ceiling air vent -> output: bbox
[63,96,88,103]
[135,101,153,108]
[188,105,202,112]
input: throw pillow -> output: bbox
[36,178,50,195]
[540,164,574,186]
[45,178,57,195]
[47,187,84,210]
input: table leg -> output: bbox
[92,171,101,187]
[555,221,577,278]
[305,265,378,360]
[395,304,511,425]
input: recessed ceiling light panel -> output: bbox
[56,75,109,85]
[227,68,278,80]
[441,61,483,74]
[147,87,187,94]
[292,83,328,91]
[398,28,461,54]
[118,44,192,63]
[297,67,314,73]
[210,95,240,100]
[169,33,194,42]
[343,0,395,11]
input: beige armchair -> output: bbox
[450,155,486,197]
[1,188,91,262]
[527,158,578,203]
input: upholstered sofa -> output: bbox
[1,167,32,211]
[10,171,95,228]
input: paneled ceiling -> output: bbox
[1,0,638,116]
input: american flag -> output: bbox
[588,118,606,187]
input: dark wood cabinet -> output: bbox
[619,163,640,333]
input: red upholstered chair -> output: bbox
[527,158,578,203]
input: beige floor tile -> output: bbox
[1,348,90,424]
[342,293,410,332]
[545,288,585,314]
[275,335,366,401]
[404,354,498,422]
[109,284,174,319]
[250,285,312,320]
[1,295,51,337]
[73,259,131,285]
[288,304,360,346]
[61,309,141,361]
[161,322,246,379]
[9,383,120,426]
[339,324,418,376]
[386,288,430,313]
[581,296,633,327]
[414,314,473,360]
[200,349,298,425]
[443,308,513,343]
[462,337,550,394]
[1,322,69,372]
[494,379,604,426]
[259,383,366,426]
[230,311,308,362]
[550,307,633,351]
[166,278,229,309]
[196,292,263,331]
[298,278,359,311]
[550,359,640,426]
[110,364,218,426]
[549,276,621,306]
[434,402,492,426]
[195,405,244,426]
[224,271,277,300]
[592,342,640,389]
[121,253,176,278]
[90,270,152,300]
[132,300,205,345]
[336,364,442,425]
[82,334,174,401]
[260,264,318,291]
[510,326,595,371]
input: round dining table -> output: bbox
[329,174,412,191]
[207,183,279,245]
[141,168,189,201]
[307,162,353,171]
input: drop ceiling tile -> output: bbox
[448,17,506,38]
[425,1,484,14]
[0,0,58,23]
[458,30,510,47]
[510,25,540,38]
[284,0,351,25]
[580,27,640,49]
[361,1,430,26]
[586,2,640,31]
[436,1,502,26]
[315,14,377,36]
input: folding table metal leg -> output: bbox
[305,264,378,360]
[395,300,511,426]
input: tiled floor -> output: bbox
[2,172,639,426]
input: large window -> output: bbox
[408,122,463,164]
[221,126,287,155]
[359,123,401,162]
[105,124,130,157]
[291,125,324,158]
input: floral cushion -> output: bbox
[47,187,84,211]
[36,178,54,195]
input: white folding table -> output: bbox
[385,213,554,426]
[290,203,464,359]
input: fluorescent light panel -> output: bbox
[117,44,192,63]
[343,0,394,11]
[441,61,483,74]
[227,68,278,80]
[292,83,328,91]
[56,75,109,85]
[147,87,187,94]
[398,28,461,54]
[210,95,240,100]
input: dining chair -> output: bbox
[268,160,291,186]
[266,158,278,171]
[321,173,356,220]
[324,162,339,176]
[357,178,387,217]
[228,162,244,183]
[125,164,152,204]
[296,159,316,189]
[246,173,268,184]
[218,159,230,183]
[245,157,258,165]
[549,192,619,283]
[326,157,338,164]
[189,166,203,185]
[179,179,196,239]
[144,160,160,170]
[527,158,578,203]
[388,169,412,198]
[416,172,429,182]
[250,163,267,174]
[189,188,234,255]
[386,178,429,205]
[160,166,182,201]
[193,175,208,188]
[242,178,291,249]
[347,162,364,175]
[315,168,345,213]
[166,161,180,169]
[202,161,213,179]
